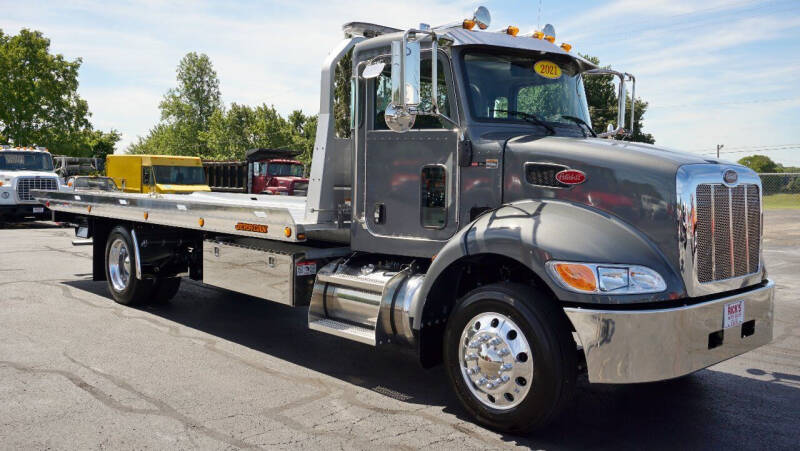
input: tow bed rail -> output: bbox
[33,189,311,242]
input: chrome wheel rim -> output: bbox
[108,237,131,292]
[458,312,533,410]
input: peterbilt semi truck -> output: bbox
[34,7,774,432]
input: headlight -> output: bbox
[546,261,666,294]
[1,191,9,199]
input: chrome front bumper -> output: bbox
[565,280,774,384]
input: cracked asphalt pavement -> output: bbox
[0,212,798,449]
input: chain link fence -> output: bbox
[759,173,800,209]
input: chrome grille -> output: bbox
[16,177,57,201]
[695,183,760,283]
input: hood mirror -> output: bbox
[362,62,385,80]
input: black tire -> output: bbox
[443,282,577,433]
[151,277,181,303]
[104,225,153,305]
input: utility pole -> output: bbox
[716,144,724,158]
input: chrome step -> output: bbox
[309,318,376,346]
[316,272,388,292]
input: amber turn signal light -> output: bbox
[554,263,597,292]
[284,227,292,238]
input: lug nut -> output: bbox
[489,337,503,346]
[500,363,513,372]
[498,349,510,356]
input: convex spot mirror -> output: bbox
[473,6,491,30]
[385,103,416,133]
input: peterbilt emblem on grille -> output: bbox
[555,169,587,185]
[723,169,738,184]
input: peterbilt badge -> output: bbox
[723,169,738,184]
[555,169,587,185]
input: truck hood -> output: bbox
[0,170,59,180]
[502,136,751,271]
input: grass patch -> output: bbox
[763,194,800,209]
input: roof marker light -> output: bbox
[463,19,476,30]
[544,35,555,43]
[532,31,544,39]
[560,42,572,52]
[504,26,519,36]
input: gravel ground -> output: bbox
[0,212,798,450]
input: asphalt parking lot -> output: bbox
[0,212,798,450]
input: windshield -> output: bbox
[462,51,591,130]
[265,163,304,177]
[153,166,206,185]
[0,152,54,171]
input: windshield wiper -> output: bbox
[561,115,597,138]
[491,109,555,135]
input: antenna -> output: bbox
[538,0,542,30]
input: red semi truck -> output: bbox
[203,148,308,195]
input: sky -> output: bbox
[2,0,800,165]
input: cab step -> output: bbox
[308,318,376,346]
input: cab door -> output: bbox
[364,52,459,242]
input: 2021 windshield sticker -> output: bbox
[534,60,562,79]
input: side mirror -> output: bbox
[617,78,627,136]
[385,39,421,132]
[391,39,420,106]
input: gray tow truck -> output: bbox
[34,6,774,432]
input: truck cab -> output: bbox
[0,146,59,221]
[106,155,211,194]
[247,149,308,196]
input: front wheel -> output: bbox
[443,283,577,433]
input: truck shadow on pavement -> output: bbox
[63,278,800,449]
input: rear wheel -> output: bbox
[104,226,153,305]
[443,282,577,432]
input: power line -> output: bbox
[699,146,800,155]
[690,143,800,152]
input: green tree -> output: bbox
[581,55,655,144]
[0,28,91,152]
[131,52,316,163]
[131,52,222,156]
[333,48,352,139]
[738,155,781,173]
[86,129,122,159]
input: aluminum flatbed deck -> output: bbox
[33,190,326,242]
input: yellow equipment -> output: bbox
[106,155,211,194]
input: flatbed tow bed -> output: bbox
[35,189,325,242]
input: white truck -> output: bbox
[34,6,774,432]
[0,146,59,222]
